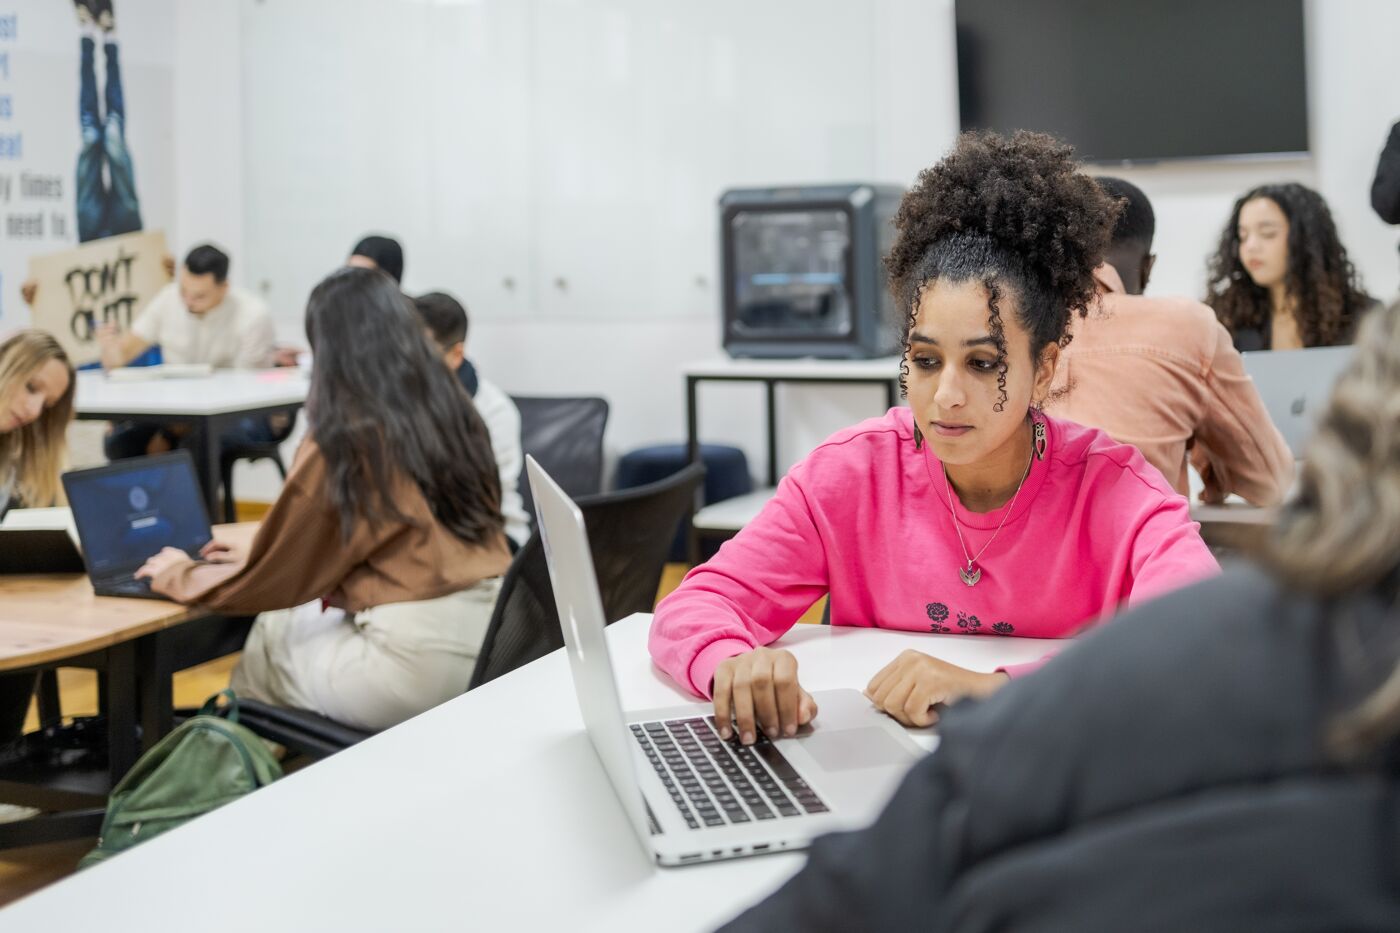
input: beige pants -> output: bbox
[230,578,502,732]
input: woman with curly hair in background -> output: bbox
[1206,182,1373,350]
[649,131,1219,743]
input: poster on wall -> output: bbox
[0,0,174,331]
[26,228,168,366]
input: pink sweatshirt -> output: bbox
[649,409,1219,698]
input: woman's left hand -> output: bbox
[864,650,1009,727]
[135,547,193,586]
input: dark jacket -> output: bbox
[1373,120,1400,226]
[720,565,1400,932]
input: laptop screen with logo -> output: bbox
[63,451,213,577]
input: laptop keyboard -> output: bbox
[630,716,829,831]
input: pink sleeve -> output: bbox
[648,470,831,699]
[1125,494,1221,607]
[998,492,1218,682]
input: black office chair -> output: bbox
[469,461,705,689]
[219,407,299,523]
[511,396,609,528]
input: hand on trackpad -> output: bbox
[797,727,916,771]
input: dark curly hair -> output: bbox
[1206,183,1371,348]
[885,130,1117,409]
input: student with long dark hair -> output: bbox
[1206,182,1372,350]
[137,268,510,731]
[650,132,1218,744]
[721,297,1400,931]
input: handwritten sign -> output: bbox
[25,229,170,366]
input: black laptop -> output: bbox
[0,528,86,574]
[61,451,213,599]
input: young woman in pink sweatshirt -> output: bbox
[649,131,1220,743]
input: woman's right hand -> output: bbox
[199,538,245,564]
[711,647,818,745]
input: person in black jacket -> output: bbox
[719,298,1400,932]
[1374,120,1400,226]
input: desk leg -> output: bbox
[190,414,224,521]
[104,642,139,781]
[137,636,173,754]
[765,380,778,488]
[686,377,701,567]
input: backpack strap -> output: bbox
[198,689,241,724]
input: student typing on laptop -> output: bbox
[650,132,1219,743]
[135,269,511,732]
[0,330,77,748]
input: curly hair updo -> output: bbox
[885,130,1118,408]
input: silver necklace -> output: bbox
[941,440,1034,587]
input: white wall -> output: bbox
[189,0,1400,500]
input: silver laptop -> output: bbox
[1242,346,1355,458]
[525,455,926,867]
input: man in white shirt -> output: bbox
[99,243,282,459]
[412,291,530,550]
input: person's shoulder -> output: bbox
[806,408,913,460]
[471,373,518,416]
[786,408,914,491]
[228,287,271,320]
[1048,415,1178,502]
[143,282,181,313]
[1088,292,1220,359]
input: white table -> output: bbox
[0,614,1059,932]
[74,369,309,517]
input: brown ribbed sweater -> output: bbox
[152,439,511,614]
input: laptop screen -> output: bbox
[63,452,213,577]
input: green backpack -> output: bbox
[80,690,283,869]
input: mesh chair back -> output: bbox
[469,462,705,689]
[512,396,609,524]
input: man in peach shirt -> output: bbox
[1047,177,1292,506]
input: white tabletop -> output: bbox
[1,614,1059,932]
[683,357,903,380]
[74,369,309,418]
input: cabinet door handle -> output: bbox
[554,277,569,291]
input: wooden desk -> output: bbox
[0,615,1060,930]
[0,523,260,849]
[74,369,308,517]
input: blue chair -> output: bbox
[615,443,751,561]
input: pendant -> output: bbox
[959,564,982,587]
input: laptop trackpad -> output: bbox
[798,727,913,772]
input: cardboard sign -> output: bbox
[25,230,171,366]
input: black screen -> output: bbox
[956,0,1308,163]
[65,457,211,576]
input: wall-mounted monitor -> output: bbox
[956,0,1309,164]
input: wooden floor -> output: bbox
[0,559,826,907]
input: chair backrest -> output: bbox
[511,396,609,524]
[468,462,706,690]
